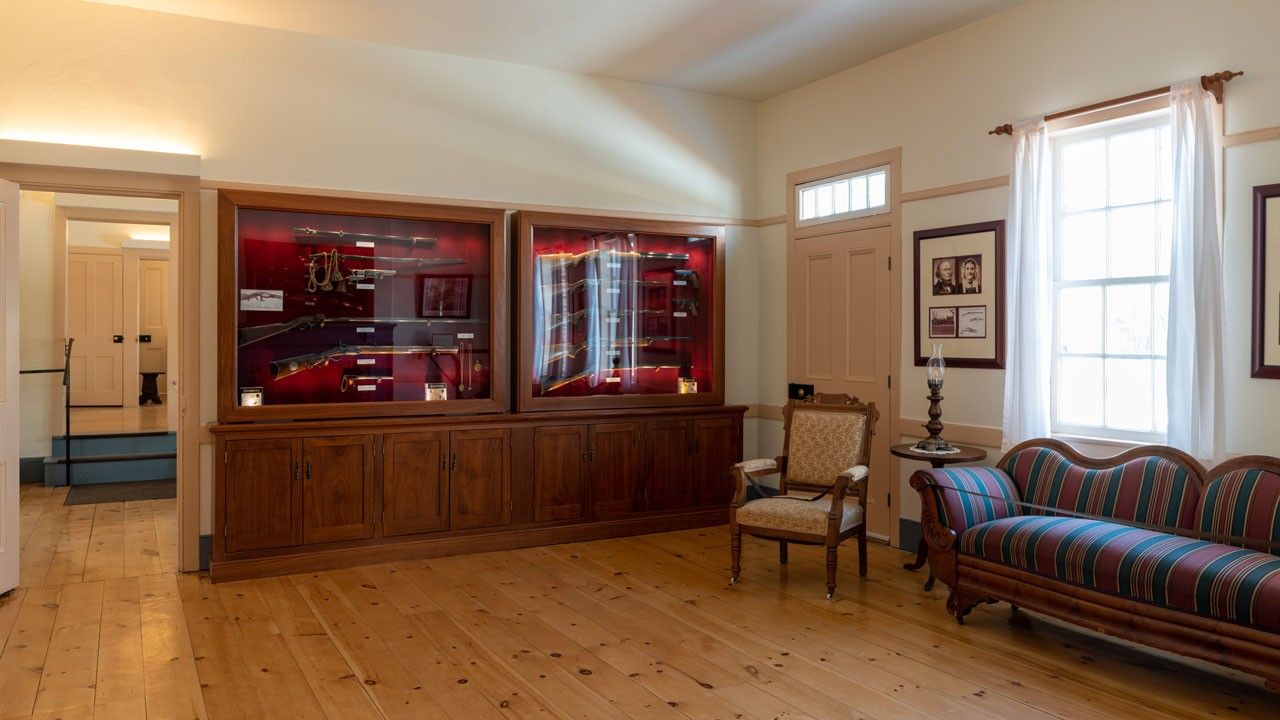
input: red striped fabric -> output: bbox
[962,515,1280,631]
[1200,469,1280,555]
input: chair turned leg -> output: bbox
[779,541,788,565]
[730,528,742,585]
[857,531,868,578]
[825,545,838,599]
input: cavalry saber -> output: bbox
[308,252,465,268]
[239,314,486,347]
[271,344,460,381]
[295,227,437,248]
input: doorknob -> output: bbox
[112,335,124,343]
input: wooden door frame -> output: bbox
[55,207,177,408]
[785,147,902,546]
[3,162,200,572]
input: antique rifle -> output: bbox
[543,336,693,364]
[239,315,485,347]
[541,364,688,393]
[270,343,460,380]
[538,249,690,268]
[308,252,465,268]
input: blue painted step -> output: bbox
[45,432,177,486]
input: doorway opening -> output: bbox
[16,190,182,584]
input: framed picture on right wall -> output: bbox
[1251,183,1280,378]
[913,220,1005,368]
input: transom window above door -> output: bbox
[796,165,889,226]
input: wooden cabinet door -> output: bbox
[223,438,301,553]
[590,422,641,519]
[382,431,449,537]
[533,426,587,523]
[642,419,692,511]
[302,435,375,545]
[450,429,511,531]
[692,417,738,505]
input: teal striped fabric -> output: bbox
[920,467,1020,536]
[1001,447,1199,531]
[1200,469,1280,556]
[962,515,1280,631]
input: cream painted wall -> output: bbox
[756,0,1280,534]
[67,220,171,249]
[1,0,757,220]
[17,192,61,459]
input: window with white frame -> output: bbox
[796,165,889,225]
[1051,113,1171,442]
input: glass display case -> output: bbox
[516,212,724,411]
[218,190,508,421]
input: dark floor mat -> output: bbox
[64,479,176,505]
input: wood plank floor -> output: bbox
[3,488,1278,718]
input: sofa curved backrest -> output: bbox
[1201,456,1280,556]
[997,439,1206,532]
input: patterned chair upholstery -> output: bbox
[729,394,878,599]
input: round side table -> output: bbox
[891,442,987,591]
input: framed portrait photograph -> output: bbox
[421,274,472,318]
[929,307,957,338]
[913,221,1004,368]
[1252,183,1280,378]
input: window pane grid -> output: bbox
[796,166,889,224]
[1051,114,1170,441]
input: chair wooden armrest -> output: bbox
[732,458,780,507]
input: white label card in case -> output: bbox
[457,332,475,339]
[607,262,622,268]
[356,358,376,365]
[356,283,375,290]
[673,280,687,286]
[356,326,375,333]
[606,288,621,294]
[357,384,376,391]
[674,311,688,318]
[605,377,621,383]
[356,241,375,248]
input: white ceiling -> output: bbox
[90,0,1028,100]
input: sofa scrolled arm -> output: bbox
[910,466,1020,543]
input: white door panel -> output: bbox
[67,252,123,405]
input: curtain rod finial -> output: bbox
[1201,70,1244,104]
[988,124,1013,136]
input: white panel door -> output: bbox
[67,252,124,405]
[789,225,893,538]
[138,258,169,381]
[1,179,19,593]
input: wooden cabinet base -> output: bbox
[210,507,728,583]
[212,405,745,583]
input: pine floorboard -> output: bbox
[3,484,1279,718]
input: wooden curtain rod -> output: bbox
[988,70,1244,136]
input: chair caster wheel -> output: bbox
[826,592,834,600]
[729,577,736,585]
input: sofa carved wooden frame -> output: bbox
[912,438,1280,690]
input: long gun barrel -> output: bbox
[308,252,465,268]
[294,227,437,248]
[541,364,688,393]
[271,344,460,381]
[239,315,487,347]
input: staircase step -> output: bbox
[44,452,177,465]
[51,432,176,458]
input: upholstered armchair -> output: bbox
[729,394,878,598]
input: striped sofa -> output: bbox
[911,439,1280,689]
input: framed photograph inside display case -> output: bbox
[217,190,509,421]
[913,220,1004,368]
[1252,183,1280,378]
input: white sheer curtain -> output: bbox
[1001,117,1052,450]
[1167,79,1226,461]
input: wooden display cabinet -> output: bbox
[218,190,510,422]
[516,211,726,412]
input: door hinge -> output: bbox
[223,450,228,465]
[887,492,892,508]
[223,524,228,538]
[887,256,892,271]
[887,375,892,389]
